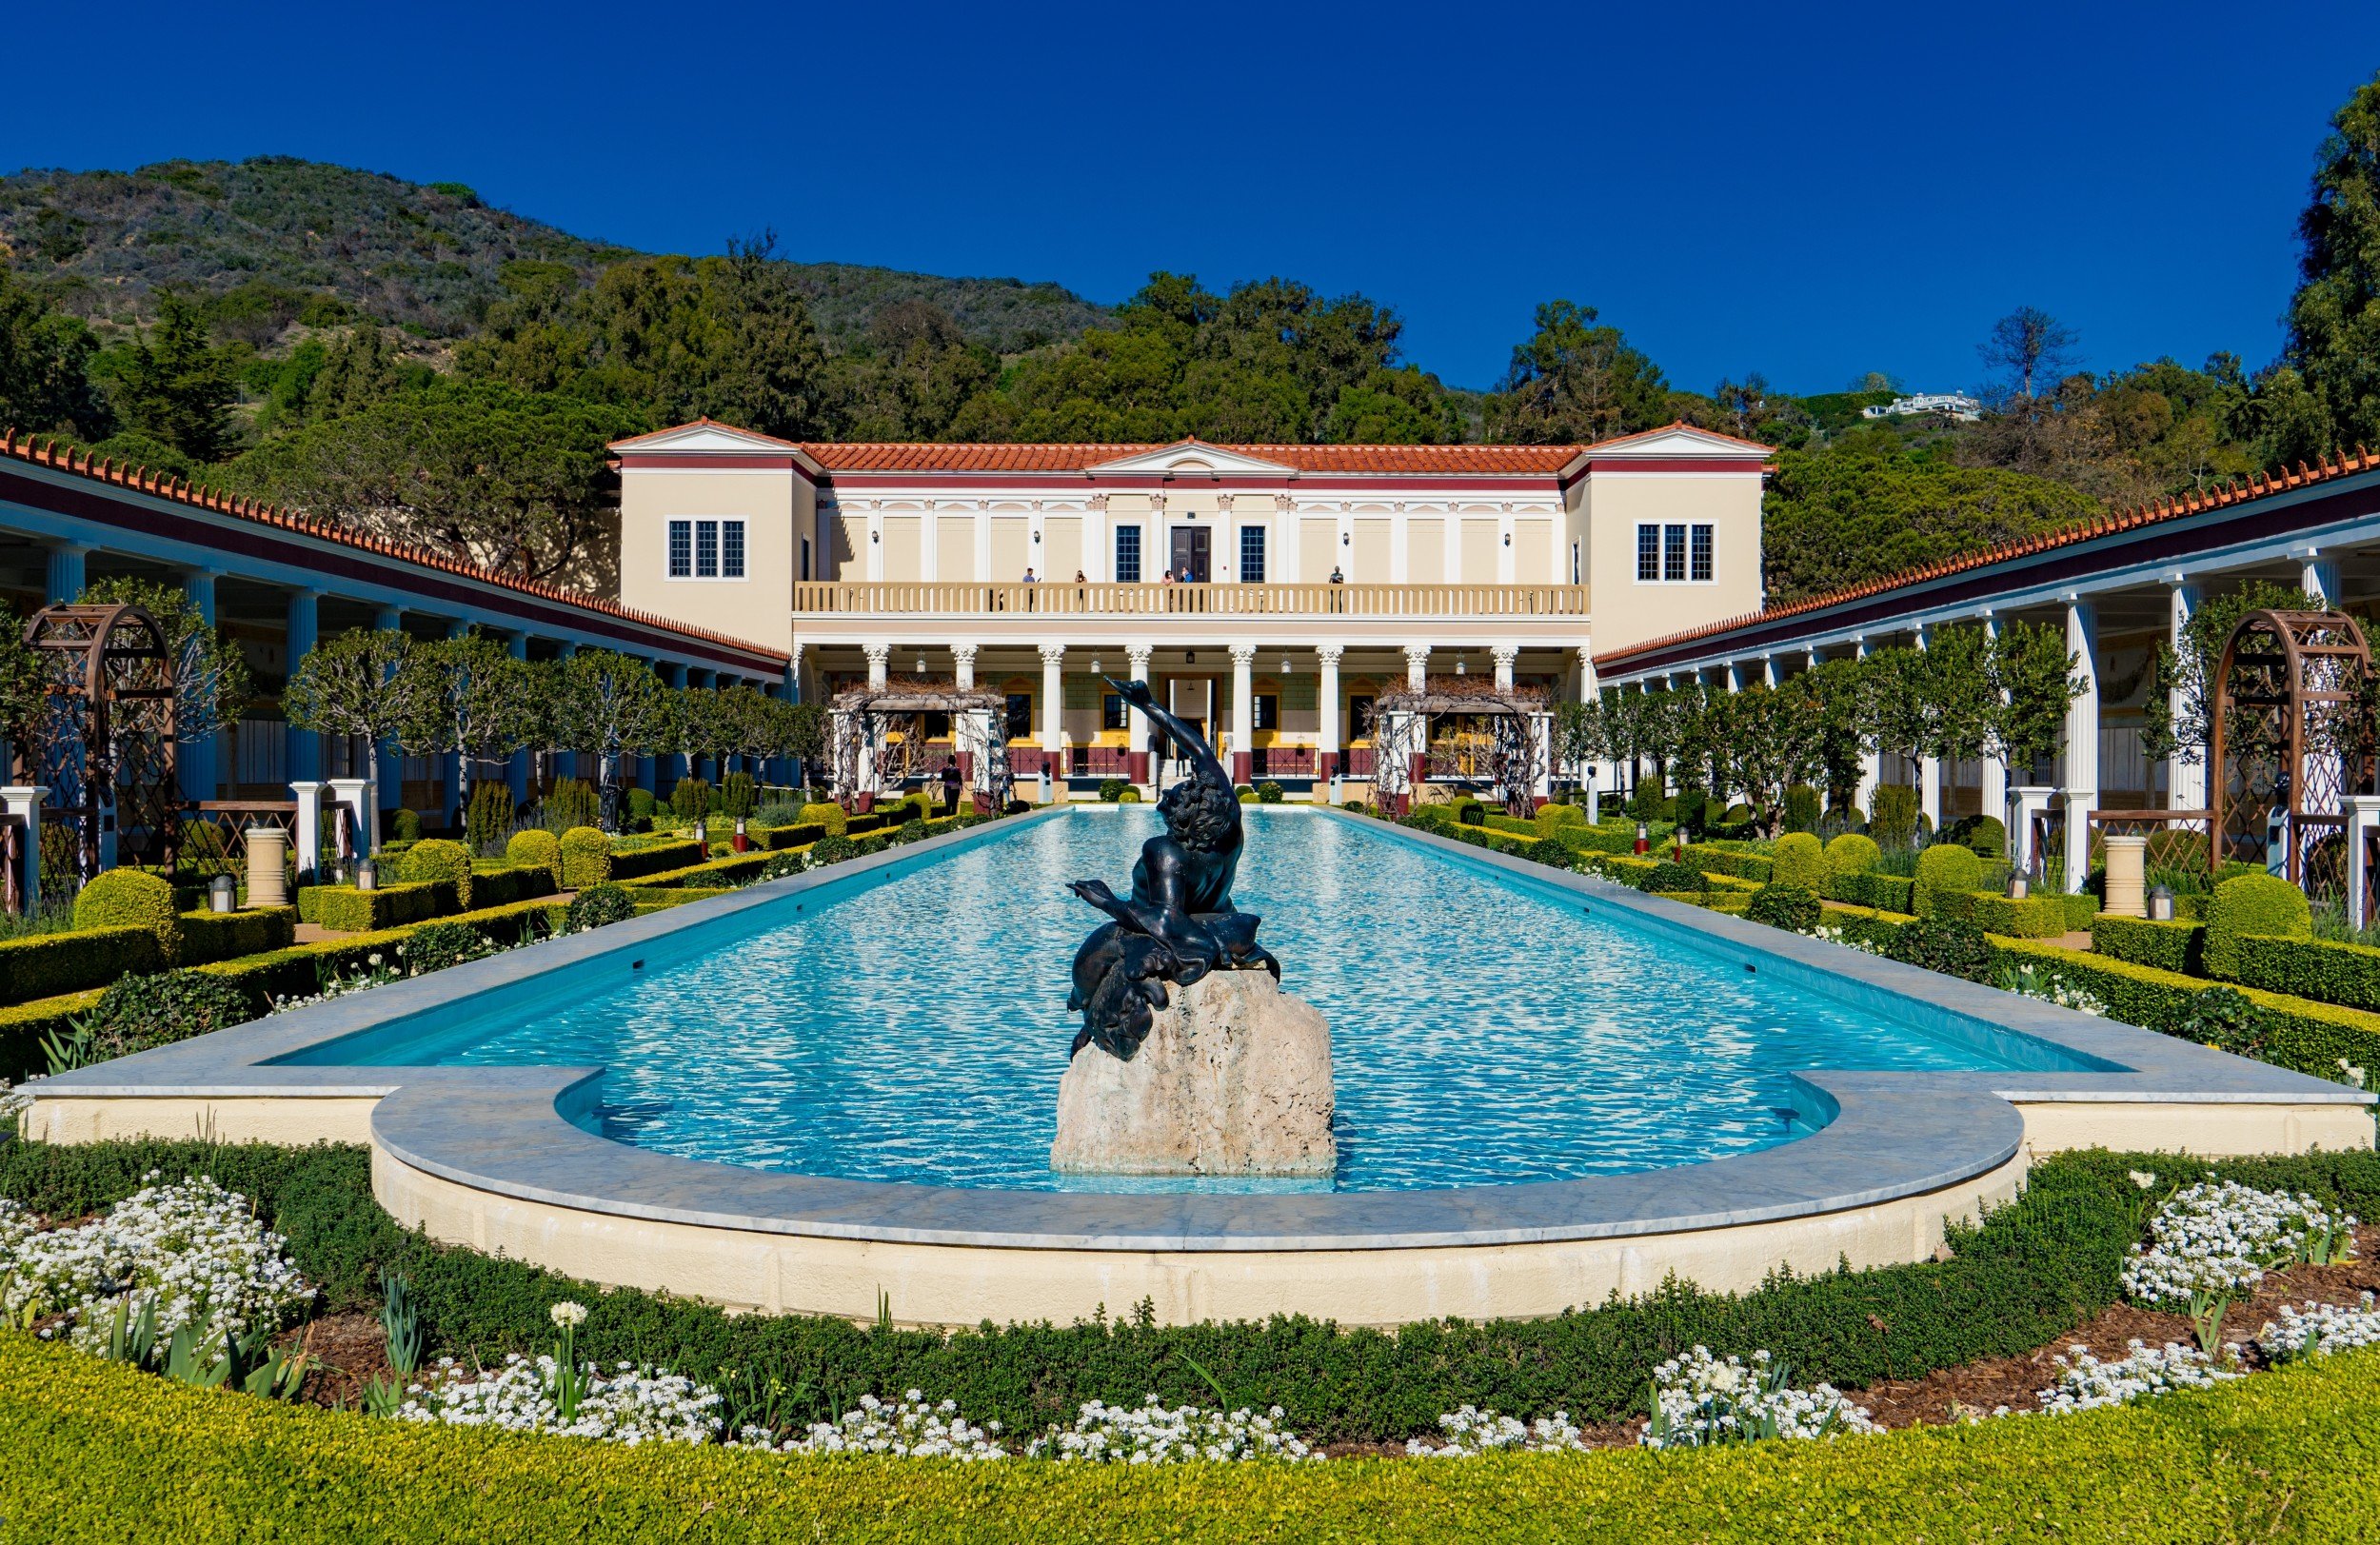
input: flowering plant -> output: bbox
[2250,1293,2380,1365]
[399,1355,724,1446]
[2035,1339,2236,1414]
[733,1391,1006,1459]
[1026,1397,1317,1462]
[1407,1405,1590,1456]
[2122,1181,2355,1352]
[1640,1346,1875,1449]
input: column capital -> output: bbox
[1316,644,1345,666]
[1038,643,1067,665]
[948,643,979,664]
[1490,643,1521,664]
[1228,644,1259,665]
[1125,644,1155,669]
[862,642,893,664]
[1402,644,1433,664]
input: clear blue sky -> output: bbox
[7,1,2375,395]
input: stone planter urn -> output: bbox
[2103,833,2148,919]
[246,825,289,908]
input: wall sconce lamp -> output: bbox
[1502,532,1511,546]
[1279,657,1291,675]
[1184,651,1197,664]
[870,529,879,544]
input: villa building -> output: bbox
[610,419,1772,794]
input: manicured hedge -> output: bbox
[0,989,103,1078]
[2092,915,2206,976]
[71,869,181,963]
[1827,869,1916,913]
[1934,890,2067,939]
[631,851,774,889]
[604,837,703,881]
[795,801,846,836]
[188,897,567,1010]
[11,1327,2380,1544]
[2235,933,2380,1013]
[1912,843,1982,919]
[2206,872,2311,980]
[1770,832,1824,891]
[559,827,613,889]
[1990,935,2380,1081]
[756,822,826,851]
[2057,890,2099,931]
[176,905,298,966]
[1682,844,1775,883]
[846,812,888,837]
[400,839,474,910]
[457,863,557,909]
[297,881,442,933]
[506,829,563,888]
[1819,904,1916,953]
[0,924,159,1004]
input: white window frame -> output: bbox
[1634,522,1717,584]
[665,517,747,582]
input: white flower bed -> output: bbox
[0,1174,311,1348]
[1407,1405,1590,1456]
[732,1391,1006,1459]
[2121,1181,2353,1310]
[1640,1347,1876,1449]
[2251,1293,2380,1364]
[1025,1397,1316,1462]
[2034,1339,2237,1414]
[399,1354,723,1446]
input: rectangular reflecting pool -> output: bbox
[283,808,2106,1192]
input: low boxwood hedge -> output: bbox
[604,836,703,881]
[1819,904,1916,953]
[2205,872,2312,980]
[71,869,181,963]
[1826,869,1916,913]
[1682,845,1775,884]
[180,896,569,1018]
[0,988,102,1076]
[15,1141,2368,1450]
[2234,932,2380,1013]
[1934,890,2067,939]
[757,822,826,851]
[297,881,442,933]
[176,905,297,966]
[0,924,160,1004]
[2092,915,2207,976]
[458,862,556,910]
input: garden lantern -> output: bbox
[355,857,377,892]
[2007,871,2030,901]
[2148,884,2176,922]
[1635,821,1649,856]
[208,873,236,913]
[733,815,749,853]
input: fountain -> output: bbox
[1052,678,1336,1177]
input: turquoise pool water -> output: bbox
[306,809,2094,1193]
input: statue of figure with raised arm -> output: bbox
[1066,677,1279,1058]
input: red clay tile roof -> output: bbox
[796,439,1585,475]
[0,428,785,664]
[1597,447,2380,668]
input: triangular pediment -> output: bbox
[609,419,805,455]
[1585,423,1773,461]
[1086,440,1299,477]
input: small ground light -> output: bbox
[208,873,236,913]
[2148,884,2176,921]
[355,857,377,892]
[1635,822,1649,855]
[2007,871,2030,900]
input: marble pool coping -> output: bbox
[29,803,2373,1256]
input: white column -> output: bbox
[1763,654,1779,689]
[326,777,372,859]
[2304,552,2342,606]
[1979,614,2009,826]
[1490,644,1518,692]
[2350,795,2380,928]
[1403,644,1430,691]
[1914,624,1942,832]
[1574,644,1601,807]
[288,781,329,884]
[863,642,891,691]
[1854,638,1881,816]
[1229,644,1258,782]
[2063,599,2100,895]
[1039,644,1065,753]
[1317,644,1343,802]
[2166,582,2205,810]
[951,643,977,692]
[0,785,46,912]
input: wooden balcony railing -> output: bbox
[792,582,1589,619]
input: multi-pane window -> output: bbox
[1004,693,1033,743]
[1636,523,1716,583]
[1102,693,1128,731]
[1252,694,1279,731]
[666,518,746,579]
[1115,525,1141,584]
[1239,525,1266,584]
[1348,695,1377,739]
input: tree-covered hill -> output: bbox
[0,157,1106,354]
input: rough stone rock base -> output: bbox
[1051,969,1335,1177]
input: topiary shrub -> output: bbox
[1523,839,1574,868]
[1098,778,1128,803]
[402,920,490,975]
[627,786,658,822]
[400,838,472,911]
[1536,802,1588,838]
[559,827,612,890]
[2205,872,2313,980]
[563,882,636,934]
[1645,861,1705,893]
[543,778,599,835]
[1118,788,1143,803]
[391,808,424,844]
[1890,915,1994,982]
[1720,802,1755,825]
[1782,784,1821,835]
[1913,842,1984,918]
[798,802,848,837]
[77,969,258,1063]
[1872,784,1920,848]
[720,771,758,820]
[808,833,859,865]
[1771,832,1825,891]
[1236,787,1258,803]
[1823,832,1881,887]
[465,781,510,858]
[1627,780,1664,821]
[1944,814,2007,858]
[670,777,714,822]
[72,869,182,965]
[506,829,563,889]
[1257,782,1285,804]
[1457,802,1485,827]
[1745,883,1822,935]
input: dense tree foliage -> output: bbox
[1483,299,1669,445]
[2287,72,2380,457]
[0,267,107,439]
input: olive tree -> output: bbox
[285,628,428,849]
[395,632,537,829]
[548,650,673,831]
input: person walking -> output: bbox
[940,757,962,816]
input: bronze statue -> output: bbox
[1067,678,1279,1058]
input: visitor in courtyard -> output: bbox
[941,757,962,815]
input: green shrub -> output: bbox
[400,839,472,912]
[1456,802,1485,827]
[626,787,658,822]
[174,819,235,881]
[719,771,758,820]
[457,864,552,909]
[1823,832,1880,885]
[540,779,599,835]
[808,833,858,865]
[797,801,847,837]
[1719,802,1754,824]
[1681,845,1774,883]
[1521,839,1574,868]
[2092,915,2206,976]
[1098,777,1128,803]
[402,920,491,975]
[465,781,510,858]
[1673,786,1708,835]
[1118,788,1143,803]
[301,882,440,933]
[1828,869,1916,912]
[758,822,825,851]
[391,807,424,844]
[1824,904,1916,954]
[1744,883,1821,934]
[72,870,182,964]
[1535,803,1587,838]
[2235,934,2380,1012]
[1890,915,1994,981]
[2206,872,2313,980]
[74,969,260,1062]
[1781,783,1820,834]
[1943,814,2007,858]
[2171,985,2279,1060]
[1912,843,1983,919]
[0,926,160,1005]
[606,839,704,881]
[505,829,563,889]
[1940,891,2067,939]
[670,777,714,822]
[1770,832,1824,891]
[176,907,297,966]
[559,828,612,890]
[1645,861,1704,893]
[1257,781,1285,804]
[1871,784,1920,847]
[563,883,635,934]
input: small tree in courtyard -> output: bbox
[549,650,672,831]
[1982,619,2088,829]
[396,632,537,832]
[285,628,427,849]
[1708,682,1824,837]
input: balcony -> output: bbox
[791,582,1590,620]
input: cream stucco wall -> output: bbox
[619,464,805,655]
[1581,470,1763,656]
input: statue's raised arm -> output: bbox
[1108,677,1225,788]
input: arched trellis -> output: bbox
[829,681,1010,809]
[1369,678,1551,816]
[2210,607,2371,896]
[13,604,180,881]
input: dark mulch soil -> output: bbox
[275,1310,393,1409]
